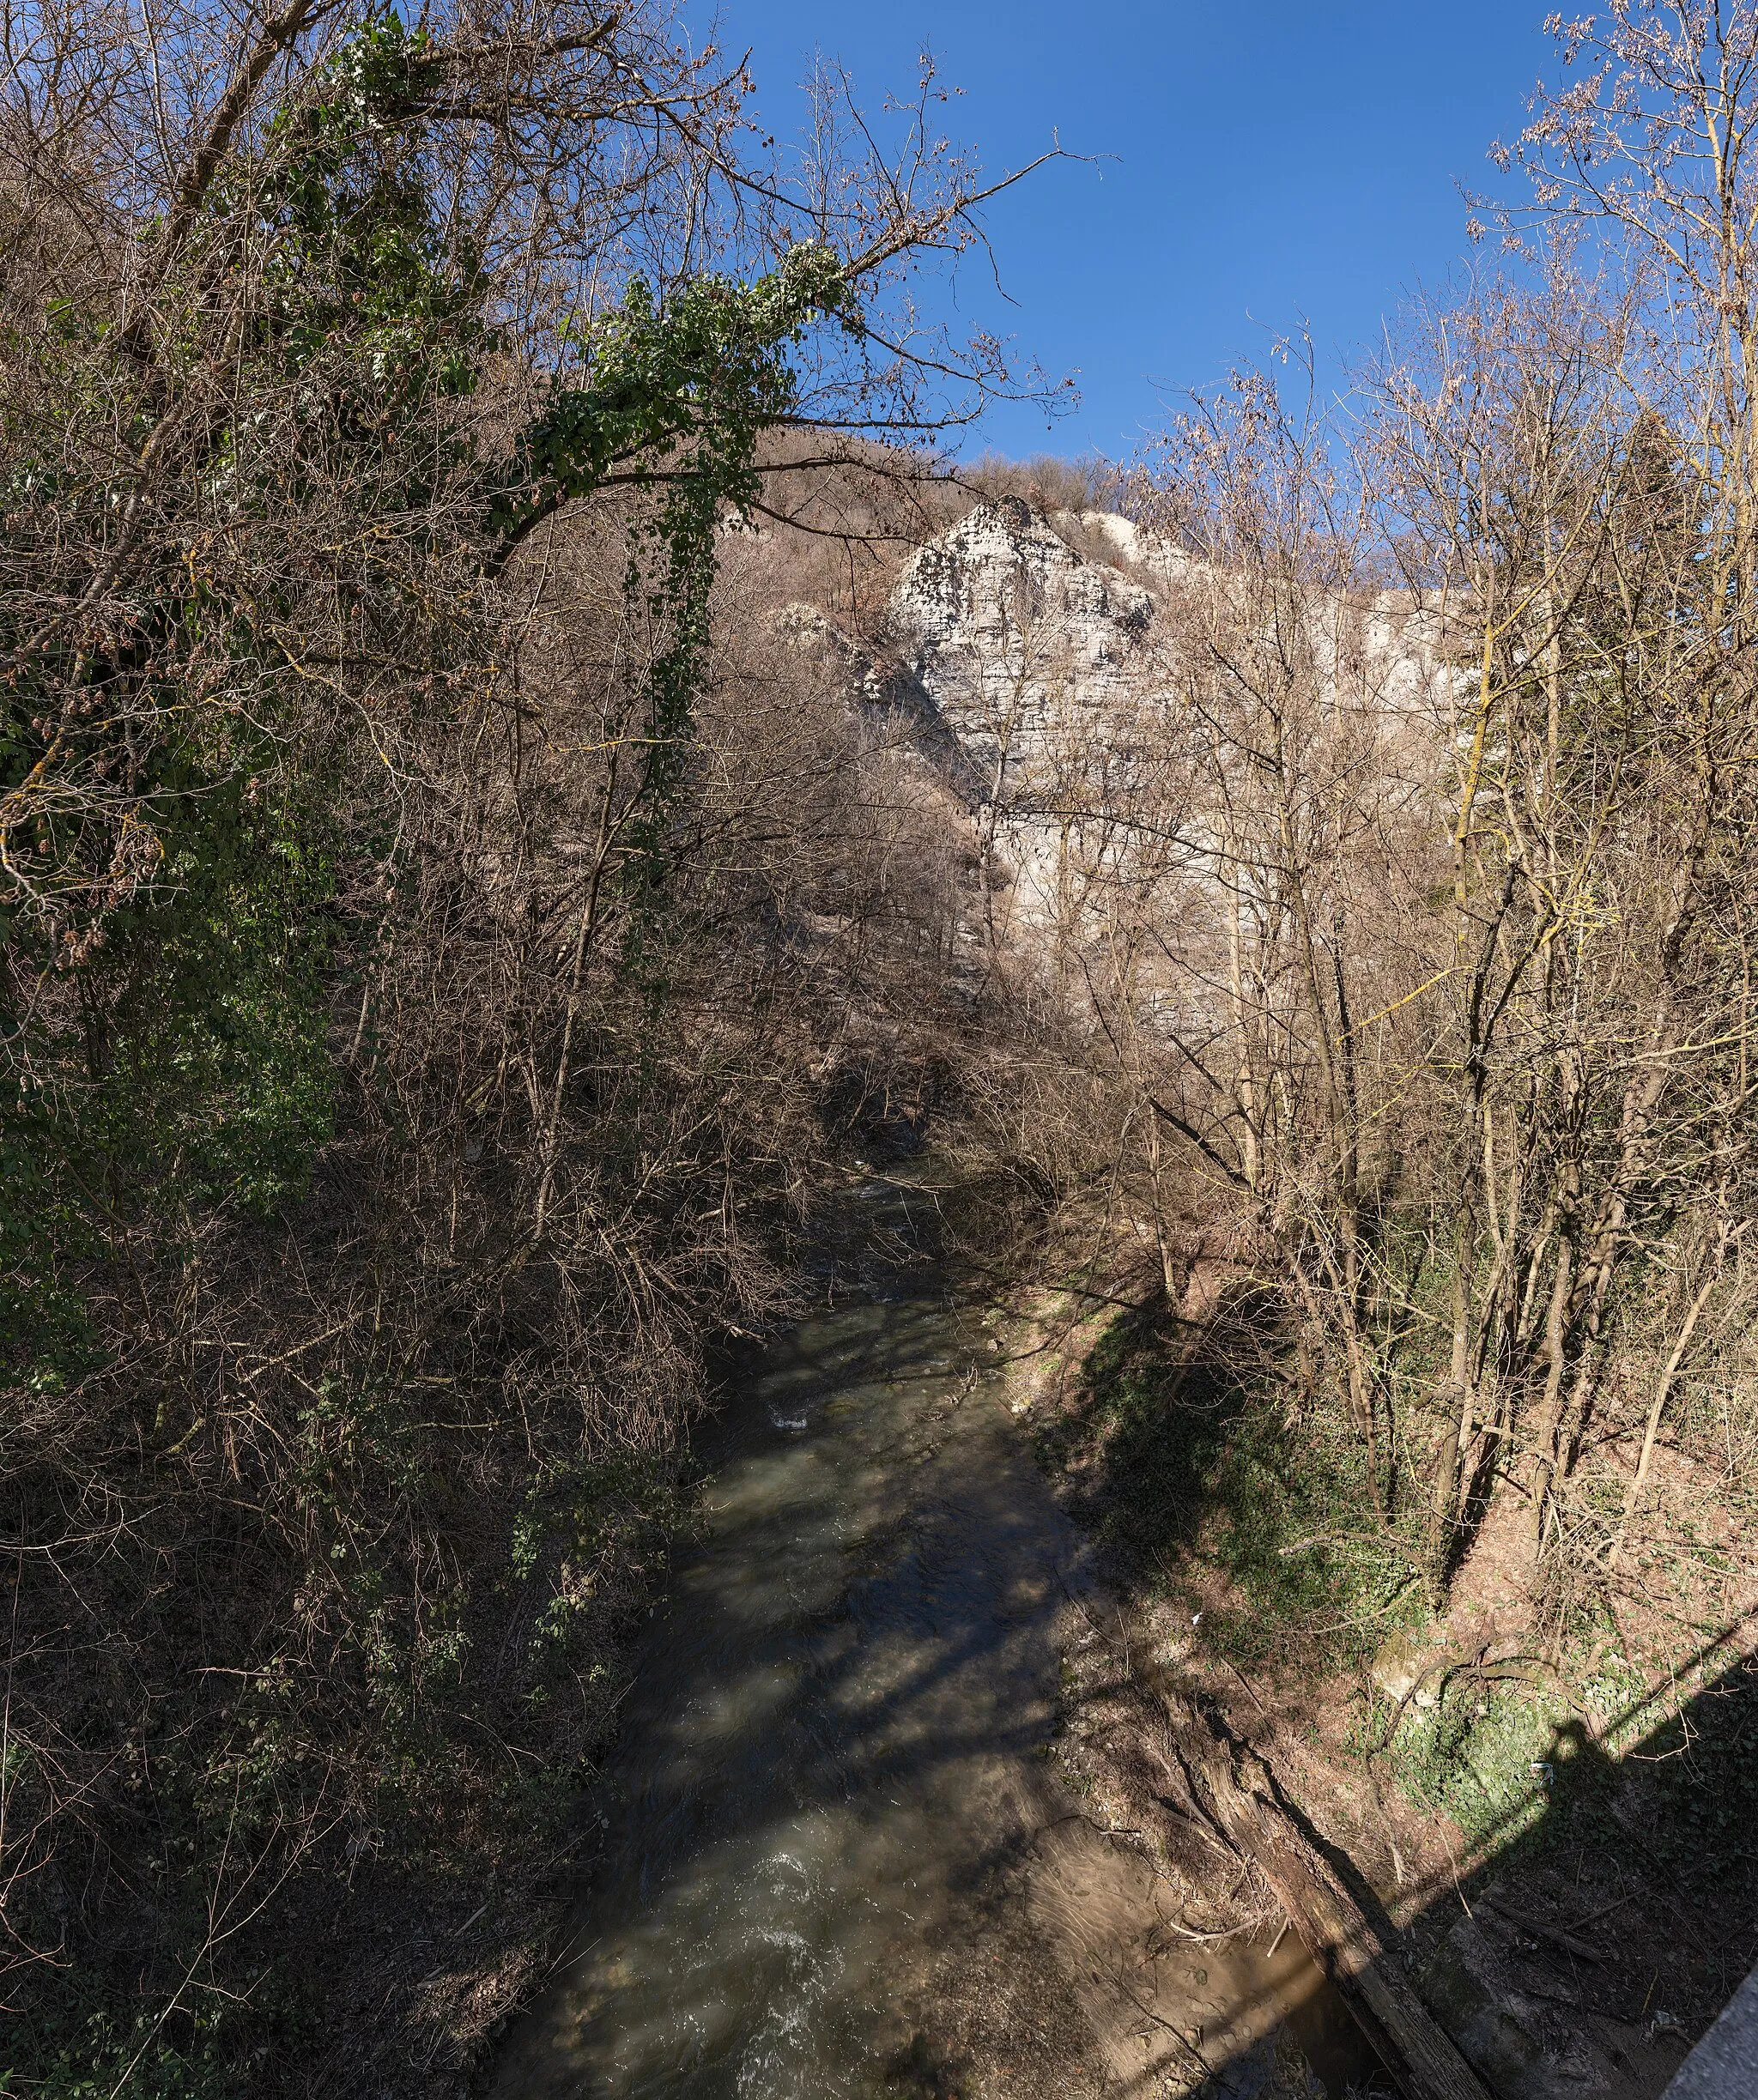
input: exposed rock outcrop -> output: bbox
[888,496,1157,784]
[775,493,1457,972]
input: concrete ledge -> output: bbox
[1663,1968,1758,2099]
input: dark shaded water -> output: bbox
[490,1177,1375,2098]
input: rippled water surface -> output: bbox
[490,1177,1375,2099]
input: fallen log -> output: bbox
[1194,1741,1494,2100]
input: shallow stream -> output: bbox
[490,1176,1378,2099]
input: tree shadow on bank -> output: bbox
[1038,1285,1415,1675]
[1046,1293,1758,2097]
[486,1177,1138,2100]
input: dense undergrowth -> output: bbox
[1044,1286,1758,1932]
[0,3,1027,2089]
[1039,1297,1428,1673]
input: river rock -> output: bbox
[1370,1625,1454,1710]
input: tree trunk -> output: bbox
[1193,1742,1494,2100]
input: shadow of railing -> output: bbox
[1186,1621,1758,2097]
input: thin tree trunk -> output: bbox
[1608,1272,1716,1570]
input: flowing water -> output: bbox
[490,1176,1379,2100]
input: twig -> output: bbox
[1222,1655,1266,1716]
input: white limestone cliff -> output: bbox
[888,496,1157,788]
[777,493,1458,973]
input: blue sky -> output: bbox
[699,1,1560,463]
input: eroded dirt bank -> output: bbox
[1006,1274,1757,2100]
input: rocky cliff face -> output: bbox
[876,498,1177,947]
[776,493,1452,961]
[882,493,1452,785]
[888,496,1157,790]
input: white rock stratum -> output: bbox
[779,493,1456,965]
[888,496,1156,789]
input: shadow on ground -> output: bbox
[1041,1291,1758,2098]
[1386,1637,1758,2098]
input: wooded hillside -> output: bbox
[0,3,1033,2087]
